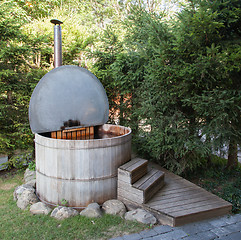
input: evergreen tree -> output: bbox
[178,0,241,169]
[0,1,48,155]
[92,1,240,172]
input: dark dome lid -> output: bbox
[29,65,109,133]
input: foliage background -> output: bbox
[0,0,240,173]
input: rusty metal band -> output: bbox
[34,136,131,150]
[36,170,117,182]
[36,193,85,210]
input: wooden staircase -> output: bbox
[117,160,232,226]
[117,158,165,204]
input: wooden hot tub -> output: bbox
[35,124,131,209]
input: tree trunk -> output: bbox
[227,137,238,169]
[36,52,41,68]
[119,94,124,126]
[7,91,13,104]
[205,134,212,166]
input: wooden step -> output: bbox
[118,158,148,184]
[118,162,232,227]
[118,167,165,204]
[133,168,165,203]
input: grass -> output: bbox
[1,157,240,239]
[184,156,241,214]
[0,169,147,240]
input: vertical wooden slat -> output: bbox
[120,127,124,135]
[62,131,66,139]
[72,131,76,140]
[117,125,120,136]
[77,130,81,139]
[67,132,72,139]
[51,131,57,139]
[57,131,62,139]
[86,127,90,139]
[90,126,94,136]
[81,129,85,140]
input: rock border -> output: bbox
[13,168,157,224]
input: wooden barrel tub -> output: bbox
[35,124,131,209]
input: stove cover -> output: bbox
[29,65,109,133]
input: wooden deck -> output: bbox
[119,163,232,227]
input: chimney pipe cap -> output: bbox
[50,19,63,25]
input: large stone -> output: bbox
[51,206,79,220]
[24,168,36,184]
[80,203,102,218]
[17,189,39,210]
[13,184,35,201]
[30,202,52,215]
[124,208,157,225]
[25,179,36,188]
[102,199,126,217]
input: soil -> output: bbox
[0,168,22,190]
[0,168,21,178]
[0,182,17,190]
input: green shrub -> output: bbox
[28,160,36,171]
[3,152,32,170]
[186,157,241,213]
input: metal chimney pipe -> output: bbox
[50,19,63,68]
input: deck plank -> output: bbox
[133,169,158,188]
[143,163,232,226]
[171,201,231,217]
[151,194,222,210]
[148,191,207,206]
[154,185,198,195]
[174,206,232,226]
[126,159,147,172]
[160,199,227,214]
[148,187,201,202]
[119,158,140,170]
